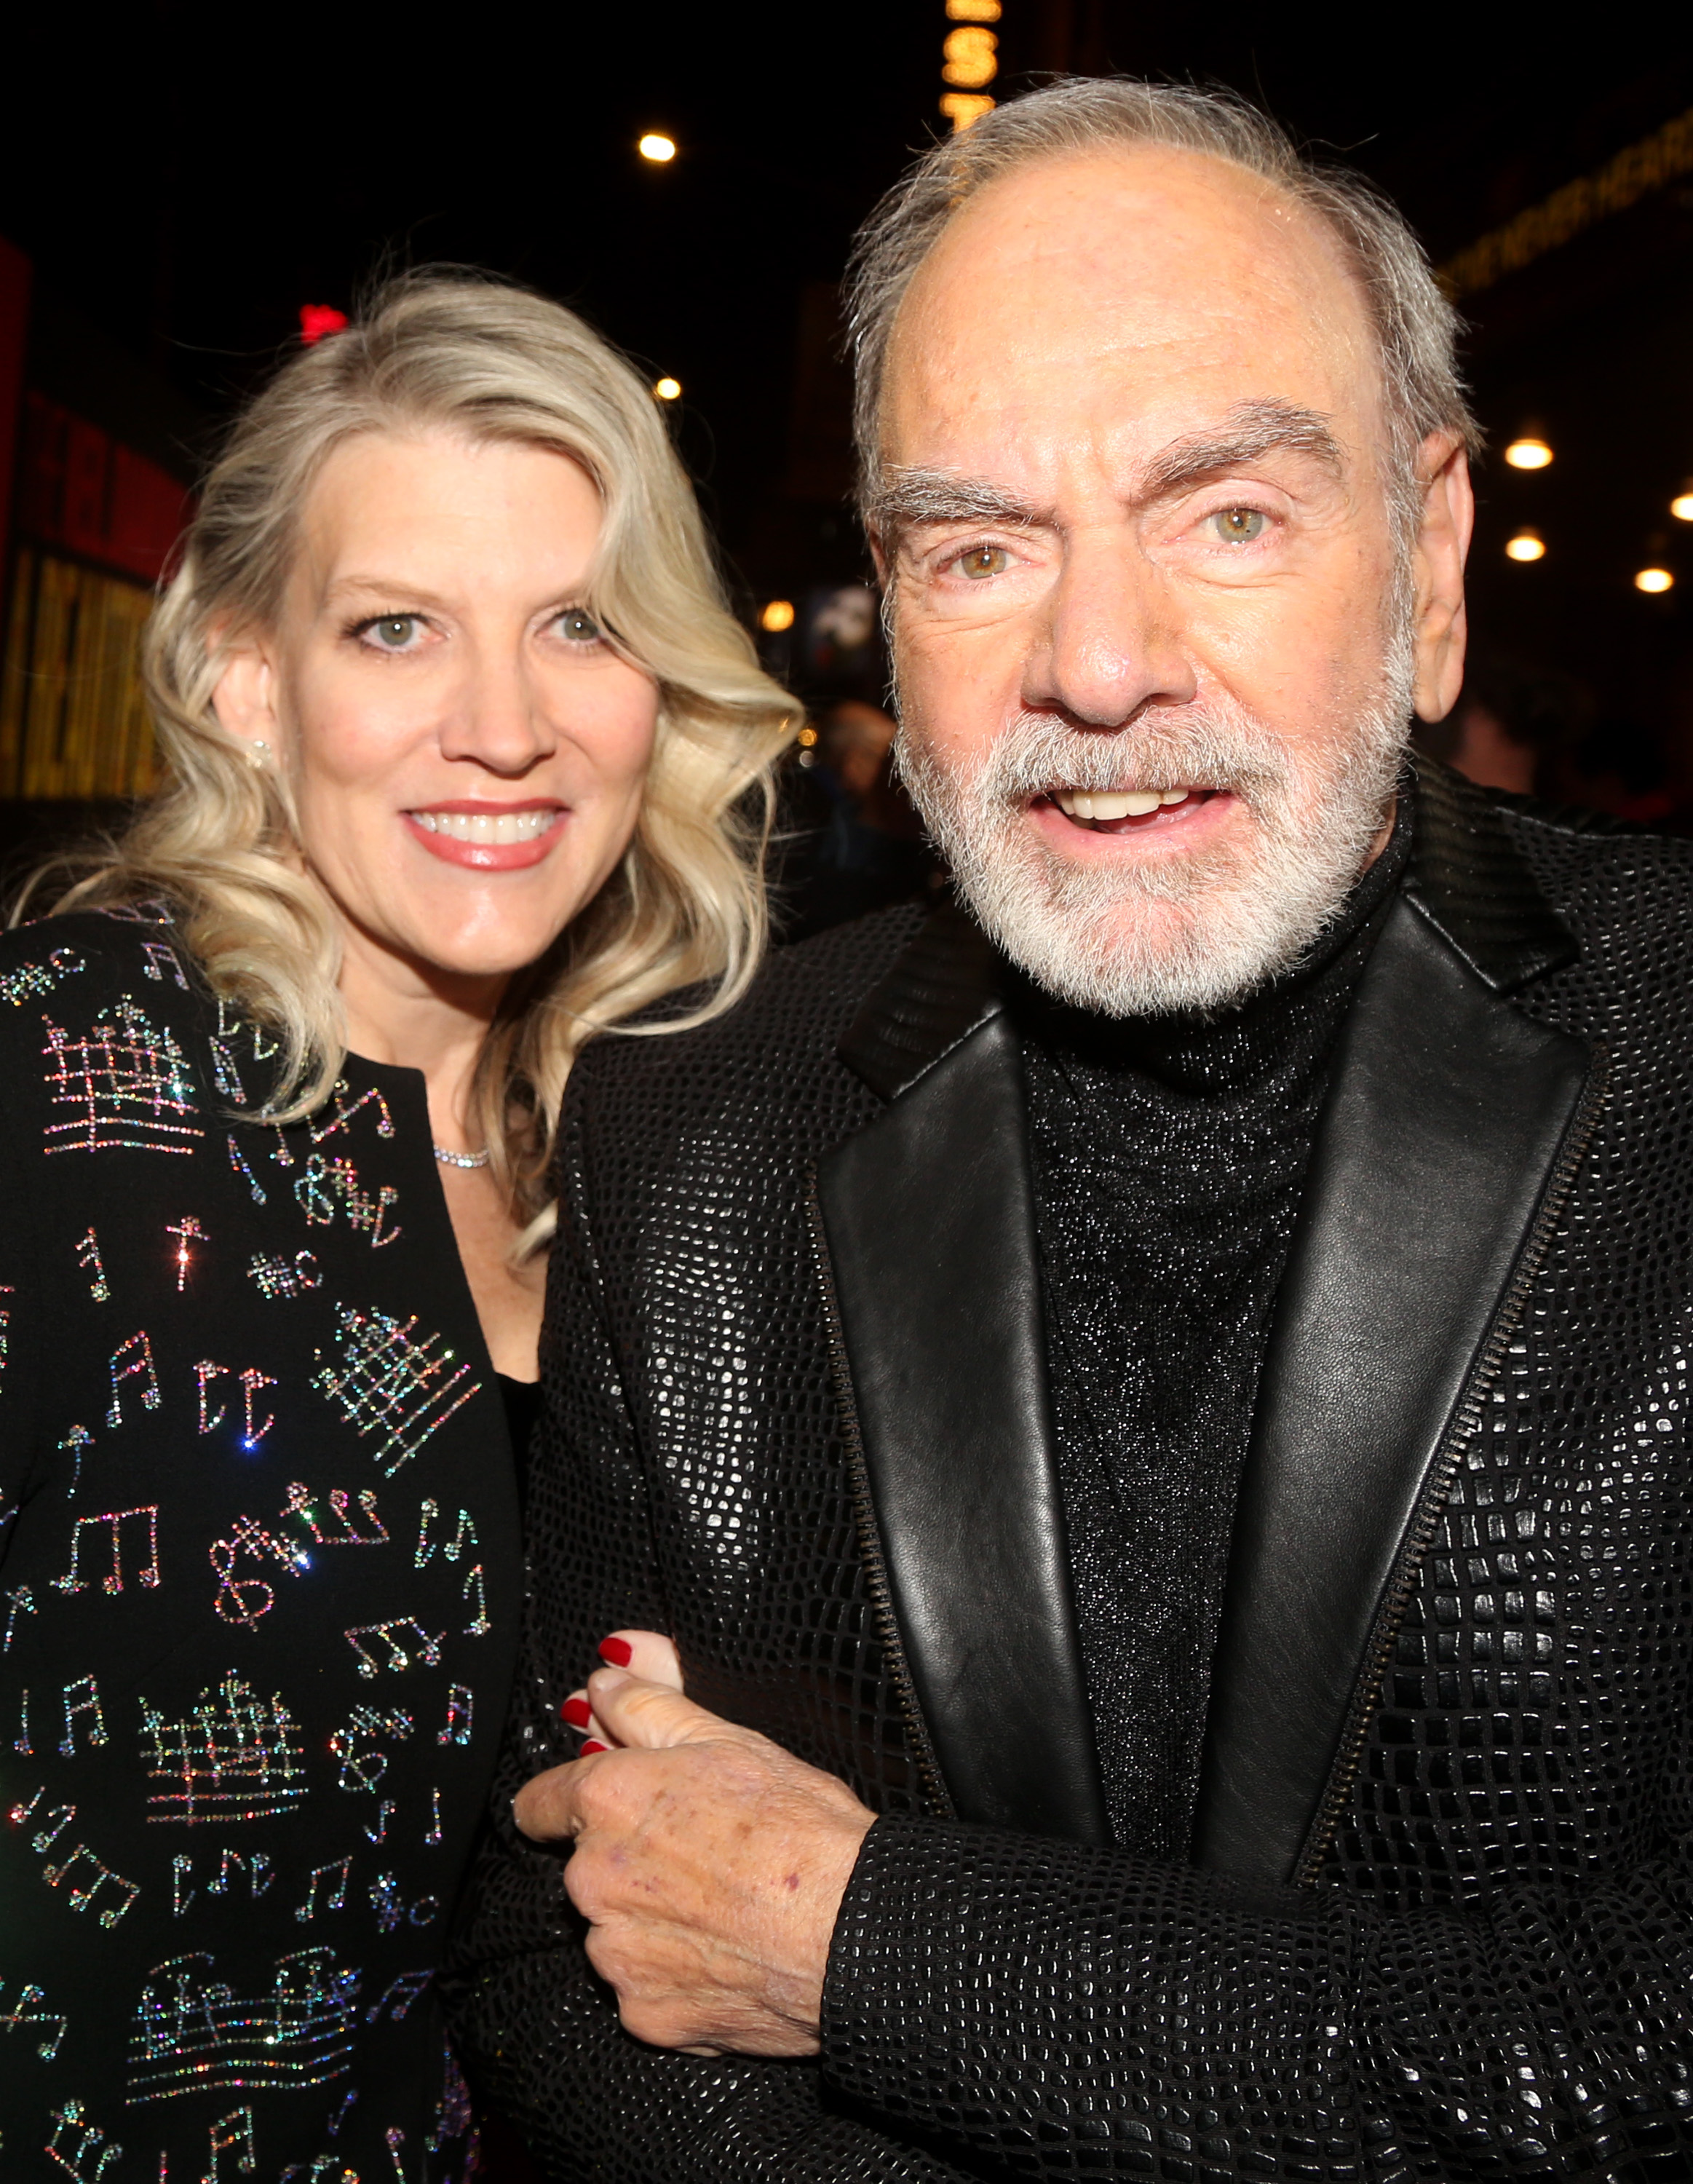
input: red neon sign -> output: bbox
[298,305,349,346]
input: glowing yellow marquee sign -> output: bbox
[940,0,998,131]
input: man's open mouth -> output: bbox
[1046,787,1218,831]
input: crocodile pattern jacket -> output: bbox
[449,763,1693,2182]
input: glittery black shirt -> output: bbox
[1018,804,1412,1856]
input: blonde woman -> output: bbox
[0,274,791,2183]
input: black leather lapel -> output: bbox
[1192,894,1593,1888]
[1403,757,1578,992]
[838,895,1004,1100]
[817,1010,1111,1846]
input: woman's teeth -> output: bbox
[411,809,560,843]
[1052,788,1193,821]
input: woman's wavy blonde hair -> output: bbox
[34,272,796,1249]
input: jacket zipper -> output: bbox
[805,1166,955,1820]
[1292,1046,1611,1887]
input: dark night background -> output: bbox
[1,20,1687,2180]
[3,3,1692,825]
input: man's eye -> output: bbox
[363,615,423,650]
[556,608,603,643]
[1209,507,1266,545]
[955,546,1010,580]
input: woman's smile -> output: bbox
[404,797,568,869]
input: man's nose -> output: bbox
[439,649,556,773]
[1023,532,1197,726]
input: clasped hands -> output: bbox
[512,1631,876,2057]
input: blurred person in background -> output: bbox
[804,582,883,703]
[774,697,937,938]
[0,274,790,2183]
[1422,651,1693,830]
[1414,646,1590,796]
[817,696,897,804]
[454,79,1693,2183]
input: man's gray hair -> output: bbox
[844,79,1481,549]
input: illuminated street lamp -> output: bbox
[654,377,682,402]
[1670,484,1693,523]
[1635,566,1675,594]
[638,133,676,163]
[759,600,796,633]
[1504,435,1553,470]
[1505,529,1546,562]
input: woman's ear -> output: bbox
[210,628,281,756]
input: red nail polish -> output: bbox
[579,1738,608,1754]
[560,1696,592,1730]
[598,1637,633,1667]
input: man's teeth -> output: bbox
[411,809,560,843]
[1052,788,1192,821]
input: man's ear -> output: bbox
[210,625,282,756]
[1411,435,1474,724]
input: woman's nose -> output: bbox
[439,656,556,772]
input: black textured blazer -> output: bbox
[452,764,1693,2181]
[0,907,521,2183]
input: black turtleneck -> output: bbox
[1018,800,1413,1857]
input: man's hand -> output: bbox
[514,1650,876,2057]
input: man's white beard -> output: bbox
[895,648,1415,1018]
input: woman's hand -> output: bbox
[557,1626,685,1749]
[515,1649,876,2056]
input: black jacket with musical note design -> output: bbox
[0,906,521,2184]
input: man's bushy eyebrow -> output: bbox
[1140,400,1344,499]
[865,470,1043,538]
[867,400,1344,542]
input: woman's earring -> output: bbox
[248,740,269,769]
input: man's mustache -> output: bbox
[900,708,1294,809]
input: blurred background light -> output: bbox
[298,304,348,345]
[1504,436,1554,470]
[941,25,999,87]
[1635,566,1675,593]
[760,598,796,633]
[940,93,996,130]
[638,133,676,163]
[1671,486,1693,523]
[1505,529,1547,562]
[654,376,681,401]
[945,0,1002,17]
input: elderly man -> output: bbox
[452,81,1693,2181]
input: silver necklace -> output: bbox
[432,1143,491,1170]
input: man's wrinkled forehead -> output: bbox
[879,145,1383,488]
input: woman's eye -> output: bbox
[955,545,1010,581]
[363,615,422,650]
[556,608,603,644]
[1208,507,1266,545]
